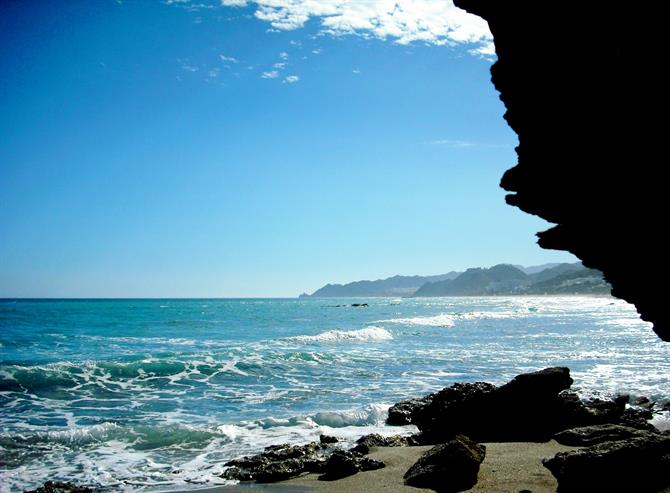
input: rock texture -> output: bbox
[553,424,649,446]
[318,449,385,481]
[387,367,653,443]
[404,435,486,492]
[351,433,418,455]
[221,440,387,483]
[23,483,92,493]
[543,433,670,492]
[453,0,668,340]
[222,442,328,482]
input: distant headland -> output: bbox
[299,263,610,298]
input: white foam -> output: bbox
[379,310,523,327]
[285,326,393,343]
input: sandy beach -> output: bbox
[208,440,581,492]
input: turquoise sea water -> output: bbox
[1,296,669,491]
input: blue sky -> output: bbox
[0,0,575,297]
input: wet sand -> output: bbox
[204,440,580,492]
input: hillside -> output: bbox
[301,262,610,298]
[299,272,461,298]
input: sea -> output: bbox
[1,296,669,492]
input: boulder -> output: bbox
[387,395,434,425]
[404,435,485,492]
[222,442,327,482]
[350,433,417,455]
[543,433,670,492]
[389,367,646,444]
[319,434,339,444]
[554,424,652,446]
[413,368,574,443]
[318,449,385,481]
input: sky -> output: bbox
[0,0,576,298]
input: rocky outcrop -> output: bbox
[387,395,434,426]
[404,435,486,492]
[319,434,339,444]
[386,367,657,443]
[407,367,581,442]
[553,424,651,446]
[452,0,668,340]
[221,440,387,483]
[351,433,418,455]
[23,483,92,493]
[543,433,670,492]
[318,449,385,481]
[222,442,328,482]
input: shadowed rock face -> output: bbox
[453,0,668,340]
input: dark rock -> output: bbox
[555,392,627,429]
[391,367,641,444]
[554,424,652,446]
[318,449,385,481]
[351,303,368,307]
[403,435,485,492]
[619,407,656,431]
[632,396,654,409]
[351,433,417,455]
[319,434,338,444]
[387,395,434,425]
[413,368,574,443]
[452,0,668,340]
[222,442,327,482]
[23,483,92,493]
[543,433,670,492]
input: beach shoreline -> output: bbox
[174,441,579,493]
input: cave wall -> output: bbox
[454,0,668,340]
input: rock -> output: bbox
[23,483,92,493]
[391,367,642,444]
[387,395,434,425]
[413,368,574,443]
[351,303,368,307]
[619,407,656,431]
[555,392,627,428]
[222,442,327,482]
[403,435,485,492]
[554,424,652,446]
[632,396,654,409]
[351,433,417,455]
[318,449,385,481]
[451,0,668,340]
[319,434,338,444]
[543,433,670,492]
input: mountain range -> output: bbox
[299,263,611,298]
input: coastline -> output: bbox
[176,441,579,493]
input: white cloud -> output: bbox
[220,54,239,63]
[220,0,492,52]
[352,68,361,74]
[273,62,287,69]
[261,70,279,78]
[311,48,322,55]
[284,75,300,83]
[432,139,474,147]
[279,51,289,60]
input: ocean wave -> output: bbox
[284,326,393,343]
[378,310,523,327]
[312,403,389,427]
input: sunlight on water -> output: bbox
[1,297,668,491]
